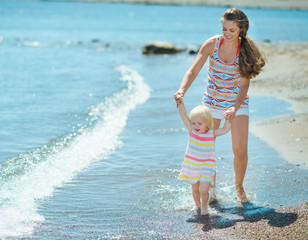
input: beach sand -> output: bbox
[187,202,308,240]
[249,42,308,170]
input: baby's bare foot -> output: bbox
[201,207,209,216]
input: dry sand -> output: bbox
[249,42,308,170]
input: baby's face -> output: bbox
[190,116,208,134]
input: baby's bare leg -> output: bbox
[191,182,201,207]
[199,182,210,215]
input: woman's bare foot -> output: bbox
[236,185,249,202]
[209,188,217,204]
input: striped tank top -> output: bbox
[203,35,249,110]
[178,129,216,185]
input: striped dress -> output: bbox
[178,129,215,186]
[203,35,249,110]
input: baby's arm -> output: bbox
[178,101,191,131]
[215,120,231,137]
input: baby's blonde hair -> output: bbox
[189,105,214,130]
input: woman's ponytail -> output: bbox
[223,8,266,79]
[239,35,266,79]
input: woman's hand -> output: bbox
[174,89,184,107]
[224,106,236,121]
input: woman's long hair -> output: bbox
[222,8,266,79]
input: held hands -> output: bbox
[174,89,184,108]
[224,106,236,122]
[224,118,232,132]
[175,88,236,123]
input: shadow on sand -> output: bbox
[186,201,298,231]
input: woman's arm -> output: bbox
[215,120,231,137]
[224,77,250,121]
[174,37,217,105]
[178,101,191,131]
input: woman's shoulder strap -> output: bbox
[211,35,222,53]
[204,35,221,56]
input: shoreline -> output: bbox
[249,41,308,170]
[76,0,308,10]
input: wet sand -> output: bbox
[187,202,308,240]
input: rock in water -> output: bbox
[142,41,186,55]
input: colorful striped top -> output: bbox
[203,35,249,110]
[178,129,216,185]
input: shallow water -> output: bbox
[0,1,307,239]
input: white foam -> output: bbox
[0,65,151,238]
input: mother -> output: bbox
[174,8,266,202]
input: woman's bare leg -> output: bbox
[231,115,249,202]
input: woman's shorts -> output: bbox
[204,105,249,120]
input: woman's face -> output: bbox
[222,20,241,41]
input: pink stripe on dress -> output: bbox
[185,154,215,163]
[190,130,215,142]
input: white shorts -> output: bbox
[205,105,249,120]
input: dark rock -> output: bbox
[142,41,186,55]
[189,48,199,55]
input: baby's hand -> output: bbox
[176,99,183,108]
[224,107,236,121]
[224,119,232,132]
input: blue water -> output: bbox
[0,1,307,239]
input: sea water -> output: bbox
[0,1,307,239]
